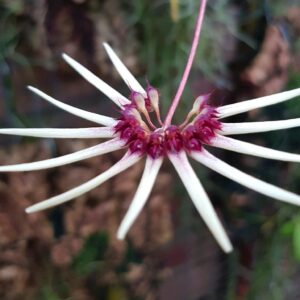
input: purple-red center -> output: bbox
[114,87,221,159]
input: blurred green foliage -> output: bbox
[0,1,33,128]
[127,0,238,118]
[0,1,29,64]
[72,232,109,276]
[39,287,63,300]
[269,0,300,16]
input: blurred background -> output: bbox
[0,0,300,299]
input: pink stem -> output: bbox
[164,0,207,126]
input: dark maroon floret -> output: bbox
[197,126,215,143]
[182,125,196,140]
[164,125,183,153]
[185,138,202,151]
[182,125,202,152]
[195,117,221,131]
[126,127,146,145]
[129,138,147,154]
[114,120,127,133]
[115,115,138,133]
[147,132,165,159]
[120,127,135,139]
[193,110,220,143]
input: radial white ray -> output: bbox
[62,54,130,106]
[0,127,115,139]
[26,152,141,213]
[0,138,123,172]
[220,118,300,135]
[191,149,300,206]
[218,88,300,118]
[28,86,116,127]
[117,156,163,240]
[211,135,300,163]
[103,43,146,95]
[169,151,233,253]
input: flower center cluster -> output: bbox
[114,87,221,158]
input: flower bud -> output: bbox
[132,92,147,113]
[192,94,210,113]
[147,87,159,110]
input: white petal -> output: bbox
[103,43,146,95]
[0,138,123,172]
[191,149,300,206]
[62,53,130,106]
[117,156,163,240]
[0,127,115,139]
[218,88,300,118]
[28,86,116,126]
[220,118,300,135]
[26,152,140,213]
[169,151,233,253]
[211,135,300,162]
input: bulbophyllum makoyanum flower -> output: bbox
[2,0,300,253]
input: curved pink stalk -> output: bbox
[164,0,207,126]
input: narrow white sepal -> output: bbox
[0,127,115,139]
[220,118,300,135]
[103,43,146,96]
[211,135,300,163]
[0,138,123,172]
[218,88,300,118]
[62,53,130,106]
[25,152,141,213]
[28,86,116,127]
[169,151,233,253]
[191,149,300,206]
[117,156,163,240]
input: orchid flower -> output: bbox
[2,0,300,253]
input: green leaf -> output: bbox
[293,218,300,261]
[39,287,62,300]
[72,232,108,276]
[279,220,294,237]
